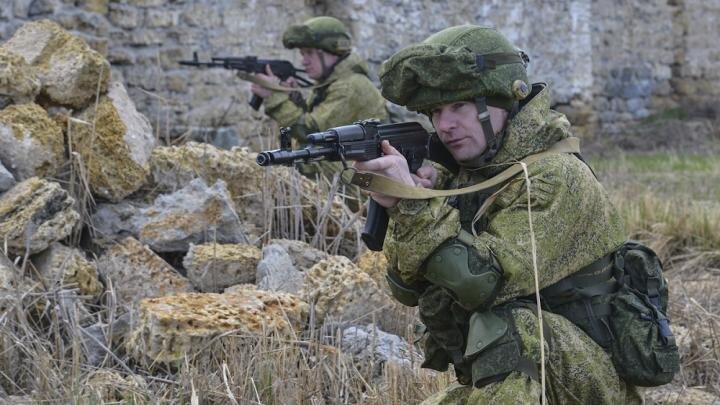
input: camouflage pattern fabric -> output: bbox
[384,84,640,403]
[421,308,642,405]
[379,25,528,113]
[264,52,388,183]
[282,16,352,55]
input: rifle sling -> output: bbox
[340,137,580,199]
[236,71,331,93]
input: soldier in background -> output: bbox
[251,16,388,191]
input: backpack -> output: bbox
[541,241,680,386]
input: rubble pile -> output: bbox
[0,19,418,400]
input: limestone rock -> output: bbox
[127,285,308,364]
[89,200,146,245]
[72,81,155,202]
[302,256,398,332]
[183,242,261,292]
[95,237,192,308]
[82,370,147,403]
[149,142,263,218]
[0,48,40,106]
[0,103,64,181]
[357,250,389,293]
[0,162,15,193]
[0,19,110,109]
[341,324,422,379]
[268,238,329,272]
[139,178,252,252]
[256,243,305,294]
[149,142,351,240]
[0,177,80,255]
[32,242,103,300]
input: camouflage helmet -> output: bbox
[282,16,352,55]
[379,25,530,113]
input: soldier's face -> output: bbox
[299,48,338,80]
[431,102,507,162]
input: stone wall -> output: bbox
[1,0,718,143]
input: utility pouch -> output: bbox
[542,241,679,387]
[606,243,679,386]
[608,284,679,386]
[465,307,540,388]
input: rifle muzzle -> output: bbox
[256,146,336,166]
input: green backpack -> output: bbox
[541,241,680,386]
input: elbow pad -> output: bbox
[423,237,503,311]
[386,269,426,307]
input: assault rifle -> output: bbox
[257,120,457,251]
[179,52,312,110]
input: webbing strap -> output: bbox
[341,137,581,199]
[540,254,615,298]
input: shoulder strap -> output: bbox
[341,137,581,199]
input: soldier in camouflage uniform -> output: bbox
[251,16,388,185]
[354,25,643,404]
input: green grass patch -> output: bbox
[589,152,720,174]
[639,107,689,125]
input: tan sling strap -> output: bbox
[340,137,580,199]
[236,71,331,93]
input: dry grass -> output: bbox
[1,139,719,402]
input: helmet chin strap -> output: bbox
[464,96,503,167]
[318,50,331,81]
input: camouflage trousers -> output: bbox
[422,308,643,405]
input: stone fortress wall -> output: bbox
[1,0,718,145]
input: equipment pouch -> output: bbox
[607,284,679,386]
[605,243,679,386]
[542,241,679,387]
[466,308,539,388]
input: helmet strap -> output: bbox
[471,96,503,166]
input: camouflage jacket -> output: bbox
[384,84,625,303]
[263,52,389,139]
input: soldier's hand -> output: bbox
[412,165,438,188]
[250,83,272,99]
[353,140,415,208]
[281,77,299,88]
[250,65,279,99]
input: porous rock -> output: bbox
[183,242,261,292]
[72,81,155,202]
[149,142,349,238]
[0,177,80,255]
[89,200,146,245]
[302,256,398,332]
[95,237,192,308]
[149,142,263,218]
[0,48,40,106]
[341,324,422,379]
[0,103,64,181]
[256,243,305,294]
[139,178,252,252]
[32,242,103,300]
[0,19,110,109]
[81,369,147,403]
[0,162,15,193]
[268,238,329,272]
[357,250,390,294]
[127,285,308,364]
